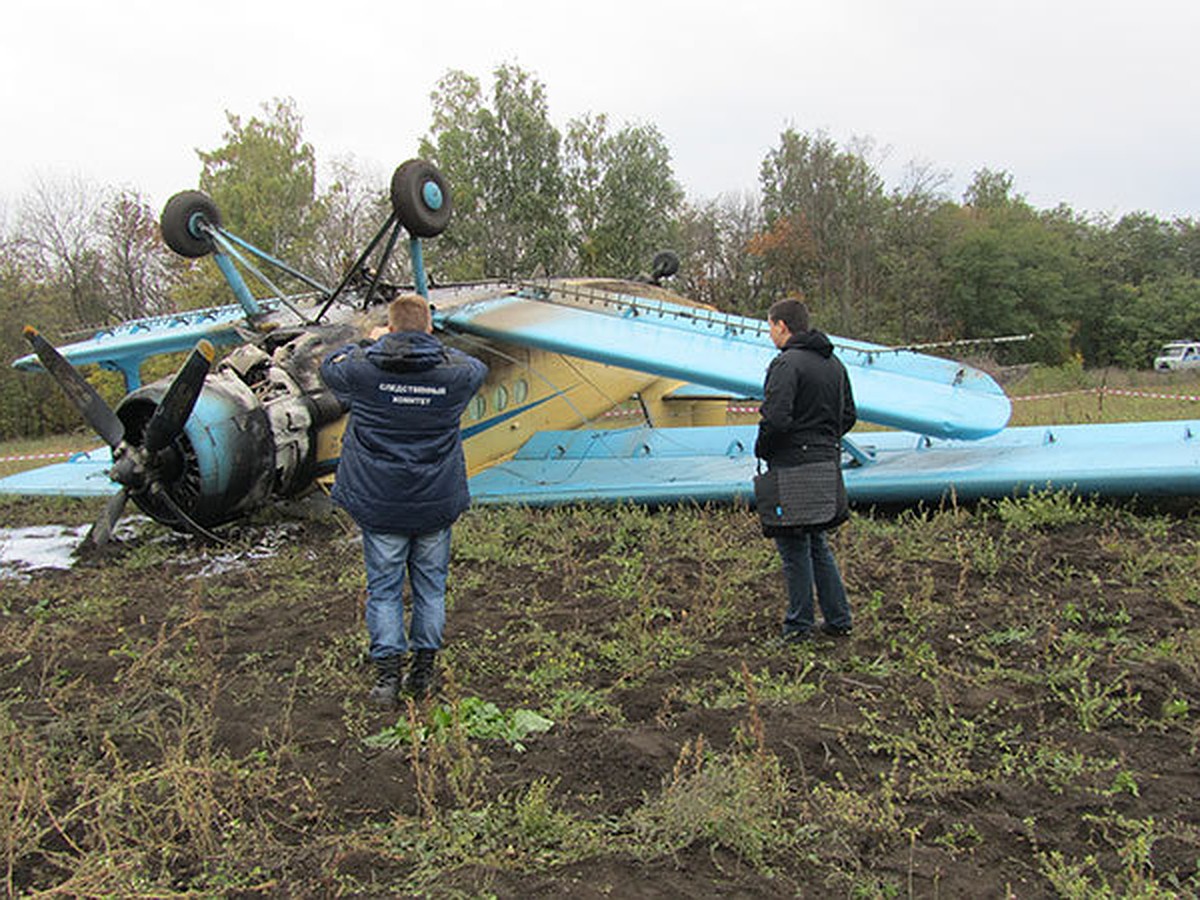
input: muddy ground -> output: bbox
[2,496,1199,897]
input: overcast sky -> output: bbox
[3,0,1197,221]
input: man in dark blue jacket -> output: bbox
[756,296,856,643]
[321,294,487,704]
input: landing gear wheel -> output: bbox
[651,250,680,281]
[161,191,222,258]
[390,159,452,238]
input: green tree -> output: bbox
[874,163,956,344]
[564,115,683,277]
[676,192,767,313]
[0,239,80,438]
[1115,275,1200,367]
[940,195,1088,364]
[1105,212,1188,286]
[169,97,324,310]
[1177,218,1200,277]
[420,64,567,279]
[962,167,1016,210]
[197,97,320,260]
[758,130,886,333]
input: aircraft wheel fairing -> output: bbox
[161,190,222,258]
[391,159,452,237]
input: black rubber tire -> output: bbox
[390,160,452,238]
[651,250,680,280]
[161,191,222,258]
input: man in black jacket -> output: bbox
[756,297,856,642]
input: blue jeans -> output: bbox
[775,530,851,636]
[361,528,452,660]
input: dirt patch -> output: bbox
[2,499,1199,896]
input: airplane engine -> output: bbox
[18,318,358,542]
[115,325,356,530]
[115,373,277,528]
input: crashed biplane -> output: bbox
[2,159,1198,544]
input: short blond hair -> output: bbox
[387,293,433,333]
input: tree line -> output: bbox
[2,66,1199,440]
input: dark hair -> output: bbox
[767,297,809,334]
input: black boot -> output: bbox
[367,655,402,707]
[404,649,438,700]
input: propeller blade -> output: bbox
[143,340,215,454]
[87,488,129,546]
[23,326,125,448]
[152,483,226,544]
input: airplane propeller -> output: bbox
[23,326,126,448]
[22,327,221,545]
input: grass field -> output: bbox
[1,365,1198,896]
[1006,365,1200,427]
[0,433,102,480]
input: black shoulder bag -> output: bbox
[753,369,850,531]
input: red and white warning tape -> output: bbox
[0,452,74,463]
[1013,387,1200,402]
[1105,388,1200,402]
[5,385,1195,460]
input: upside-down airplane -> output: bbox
[3,159,1198,544]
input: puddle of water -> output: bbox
[0,518,326,582]
[0,524,92,579]
[184,522,305,579]
[0,517,151,580]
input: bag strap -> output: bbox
[836,363,846,456]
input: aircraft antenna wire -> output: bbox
[557,353,639,428]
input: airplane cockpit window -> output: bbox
[494,385,510,411]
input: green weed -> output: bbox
[366,696,554,753]
[1046,653,1139,732]
[995,488,1102,530]
[377,778,604,894]
[931,821,984,856]
[857,700,997,800]
[681,663,820,709]
[807,770,905,838]
[625,735,799,869]
[1003,741,1122,796]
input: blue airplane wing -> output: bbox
[8,421,1195,507]
[0,448,118,497]
[436,283,1011,440]
[468,421,1200,506]
[10,303,268,388]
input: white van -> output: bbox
[1154,341,1200,371]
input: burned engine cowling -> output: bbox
[115,324,356,529]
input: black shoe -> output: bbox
[782,629,814,644]
[368,655,403,707]
[820,623,852,638]
[404,649,438,700]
